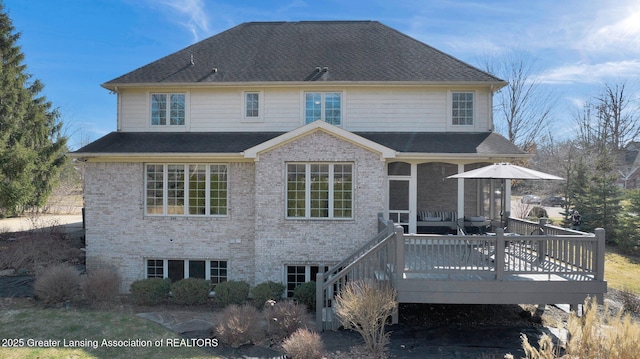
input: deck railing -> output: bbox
[507,217,586,236]
[401,228,605,281]
[315,216,402,330]
[315,216,605,330]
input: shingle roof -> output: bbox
[104,21,504,86]
[74,131,524,156]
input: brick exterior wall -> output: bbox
[253,131,386,284]
[84,161,257,292]
[83,131,385,292]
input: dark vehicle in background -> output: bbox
[521,195,542,204]
[542,196,565,207]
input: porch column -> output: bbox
[457,164,465,230]
[504,179,511,221]
[409,163,417,233]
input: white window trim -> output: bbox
[144,163,229,217]
[148,92,189,129]
[285,162,354,220]
[448,90,476,129]
[241,91,264,122]
[302,91,344,127]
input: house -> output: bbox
[74,22,604,312]
[619,141,640,188]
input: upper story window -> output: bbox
[245,92,260,118]
[145,163,227,216]
[451,92,474,126]
[305,92,342,126]
[286,162,353,219]
[151,93,185,126]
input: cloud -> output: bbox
[155,0,210,42]
[580,8,640,55]
[538,60,640,84]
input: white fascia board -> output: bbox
[394,152,532,162]
[70,152,248,163]
[243,121,396,160]
[102,80,507,91]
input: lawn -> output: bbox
[605,247,640,295]
[0,303,218,359]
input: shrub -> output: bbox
[215,304,264,347]
[34,263,81,304]
[82,267,121,303]
[214,280,250,306]
[129,278,171,305]
[528,206,548,219]
[619,288,640,314]
[335,280,397,356]
[264,300,311,340]
[293,281,316,310]
[251,281,285,308]
[171,278,210,305]
[282,328,325,359]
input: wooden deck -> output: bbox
[316,217,607,330]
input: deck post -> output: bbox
[316,272,324,331]
[537,218,547,262]
[594,228,605,282]
[495,228,505,280]
[394,225,405,281]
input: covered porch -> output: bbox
[387,161,506,234]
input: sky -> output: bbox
[4,0,640,150]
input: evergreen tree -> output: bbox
[0,3,67,217]
[573,147,622,241]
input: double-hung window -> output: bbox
[244,92,260,118]
[451,92,474,125]
[145,164,228,216]
[151,93,185,126]
[286,162,353,219]
[304,92,342,125]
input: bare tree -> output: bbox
[575,82,639,164]
[483,51,555,152]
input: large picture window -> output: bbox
[145,164,227,216]
[305,92,342,125]
[286,163,353,219]
[151,93,185,126]
[451,92,474,125]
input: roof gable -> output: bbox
[244,121,396,160]
[104,21,504,86]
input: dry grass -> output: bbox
[605,249,640,295]
[520,297,640,359]
[0,232,81,273]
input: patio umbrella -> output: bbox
[447,163,564,227]
[447,163,564,180]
